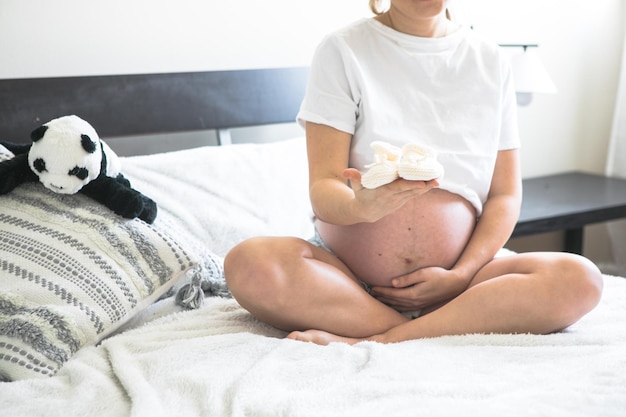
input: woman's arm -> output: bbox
[306,121,439,226]
[451,148,522,282]
[305,122,357,225]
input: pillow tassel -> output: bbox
[175,268,205,310]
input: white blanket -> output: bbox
[1,274,625,417]
[2,138,625,416]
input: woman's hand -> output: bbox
[344,168,439,223]
[306,122,440,225]
[369,267,470,312]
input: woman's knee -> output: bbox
[530,253,604,330]
[480,251,603,325]
[224,236,307,303]
[559,253,603,313]
[225,237,278,289]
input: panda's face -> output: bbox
[28,115,103,195]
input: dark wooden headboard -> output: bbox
[0,67,309,145]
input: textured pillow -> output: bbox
[0,175,201,381]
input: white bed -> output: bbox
[1,70,625,417]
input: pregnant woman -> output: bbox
[224,0,603,345]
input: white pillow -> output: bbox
[121,137,314,256]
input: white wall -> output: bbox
[0,0,368,77]
[1,0,624,263]
[453,0,625,178]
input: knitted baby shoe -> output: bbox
[397,143,444,181]
[361,141,402,189]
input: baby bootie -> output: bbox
[398,143,444,181]
[361,141,402,189]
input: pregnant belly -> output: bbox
[316,189,477,287]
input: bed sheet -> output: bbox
[2,273,625,417]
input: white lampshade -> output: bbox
[501,44,557,106]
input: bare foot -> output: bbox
[286,329,365,346]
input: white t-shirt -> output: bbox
[297,18,520,215]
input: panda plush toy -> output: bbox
[0,115,157,224]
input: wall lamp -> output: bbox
[499,44,557,106]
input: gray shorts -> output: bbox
[308,228,421,319]
[307,227,336,256]
[307,227,368,291]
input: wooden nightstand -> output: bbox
[511,172,626,254]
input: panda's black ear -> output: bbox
[31,125,48,142]
[81,134,97,153]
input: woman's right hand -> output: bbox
[343,168,440,223]
[306,121,439,226]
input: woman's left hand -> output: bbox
[370,267,470,312]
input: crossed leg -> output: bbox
[224,236,410,337]
[224,237,604,345]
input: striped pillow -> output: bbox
[0,161,198,381]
